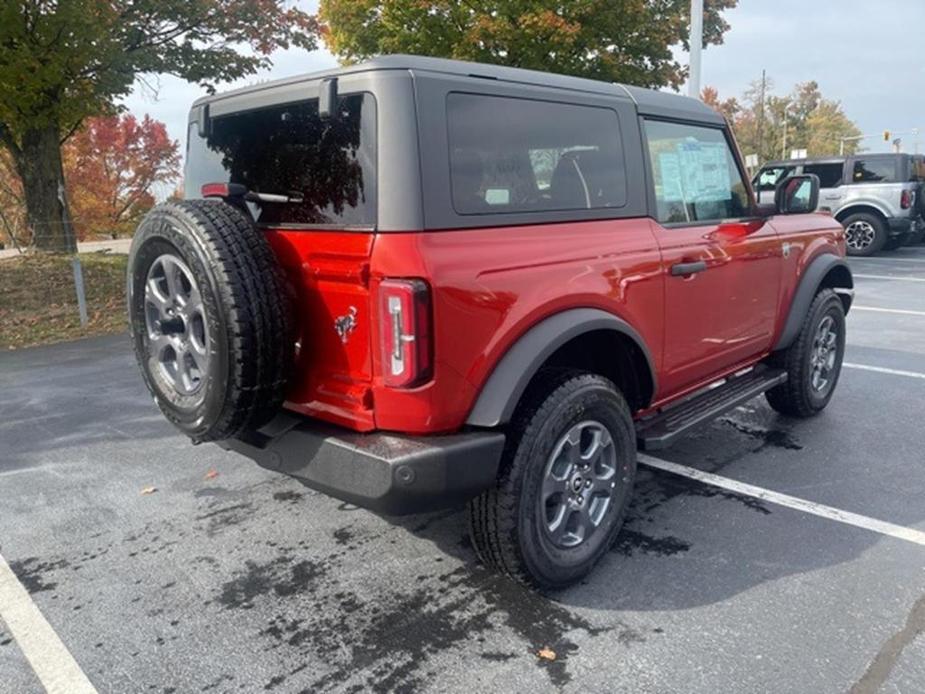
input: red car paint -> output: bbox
[264,212,845,435]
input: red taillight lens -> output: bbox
[379,279,432,388]
[901,189,913,209]
[201,182,247,198]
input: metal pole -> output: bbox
[688,0,703,98]
[57,180,87,327]
[71,255,89,327]
[782,117,788,160]
[756,69,766,163]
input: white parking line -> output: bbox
[854,274,925,283]
[849,256,925,264]
[0,553,97,694]
[844,363,925,381]
[638,454,925,547]
[852,305,925,317]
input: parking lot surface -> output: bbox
[2,247,925,694]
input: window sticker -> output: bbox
[657,152,684,202]
[677,141,731,203]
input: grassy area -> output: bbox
[0,252,129,350]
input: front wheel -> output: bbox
[468,371,636,589]
[766,289,846,418]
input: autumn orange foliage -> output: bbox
[65,114,181,240]
[0,114,180,247]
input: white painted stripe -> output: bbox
[0,553,97,694]
[638,454,925,547]
[850,256,925,264]
[852,305,925,317]
[844,362,925,381]
[854,274,925,283]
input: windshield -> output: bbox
[754,166,795,191]
[185,93,377,228]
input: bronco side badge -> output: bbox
[334,306,358,344]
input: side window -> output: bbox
[643,119,750,224]
[446,93,627,215]
[803,163,844,188]
[852,158,896,183]
[755,166,795,191]
[913,157,925,182]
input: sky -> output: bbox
[121,0,925,189]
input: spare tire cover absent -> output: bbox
[127,199,293,442]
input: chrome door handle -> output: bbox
[670,261,708,276]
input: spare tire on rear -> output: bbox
[127,199,293,443]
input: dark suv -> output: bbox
[754,153,923,255]
[128,55,853,588]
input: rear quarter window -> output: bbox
[851,158,897,184]
[446,93,627,215]
[185,93,377,228]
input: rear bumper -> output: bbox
[217,413,505,516]
[887,217,913,236]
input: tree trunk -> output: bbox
[13,125,76,253]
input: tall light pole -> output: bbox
[688,0,704,99]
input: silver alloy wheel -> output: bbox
[143,254,210,397]
[845,220,876,251]
[810,315,838,393]
[541,420,618,549]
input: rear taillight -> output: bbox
[901,189,914,209]
[379,279,432,388]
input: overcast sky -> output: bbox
[121,0,925,183]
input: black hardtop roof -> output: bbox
[192,54,722,123]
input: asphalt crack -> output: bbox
[850,590,925,694]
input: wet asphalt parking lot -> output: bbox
[2,247,925,694]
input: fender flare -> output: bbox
[773,253,854,351]
[465,308,657,428]
[835,202,891,222]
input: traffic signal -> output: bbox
[884,130,891,141]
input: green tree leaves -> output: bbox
[319,0,737,90]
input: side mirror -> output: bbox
[775,174,819,215]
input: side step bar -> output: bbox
[635,367,788,451]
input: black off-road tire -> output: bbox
[468,370,637,590]
[765,289,845,418]
[843,212,887,256]
[127,199,293,442]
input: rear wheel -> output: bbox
[468,371,636,589]
[765,289,845,418]
[843,212,887,256]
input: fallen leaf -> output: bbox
[140,486,158,495]
[537,647,556,661]
[204,469,219,480]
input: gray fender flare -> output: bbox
[465,308,656,428]
[835,202,891,222]
[774,253,854,351]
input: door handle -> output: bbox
[670,261,708,276]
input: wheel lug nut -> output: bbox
[585,480,591,489]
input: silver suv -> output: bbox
[754,154,923,256]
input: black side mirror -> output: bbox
[775,174,819,215]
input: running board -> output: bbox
[635,367,788,451]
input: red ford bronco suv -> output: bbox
[128,56,853,589]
